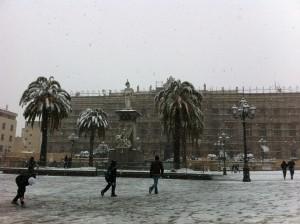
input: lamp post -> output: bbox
[219,131,230,175]
[214,140,223,172]
[215,131,230,175]
[232,98,256,182]
[258,137,267,163]
[68,133,79,157]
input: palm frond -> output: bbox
[77,108,109,138]
[155,79,204,138]
[20,76,72,131]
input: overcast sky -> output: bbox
[1,0,300,135]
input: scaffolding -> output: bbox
[48,86,300,161]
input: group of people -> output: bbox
[280,160,296,180]
[13,156,294,206]
[231,164,240,173]
[100,155,164,197]
[12,155,164,206]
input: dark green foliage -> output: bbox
[155,79,204,168]
[20,76,72,165]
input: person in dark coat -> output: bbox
[64,155,68,168]
[27,157,36,174]
[149,155,164,194]
[11,173,36,206]
[101,160,117,197]
[280,160,288,180]
[287,160,296,180]
[68,157,72,168]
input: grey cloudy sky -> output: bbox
[0,0,300,135]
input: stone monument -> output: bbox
[109,80,143,166]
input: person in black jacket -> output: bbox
[27,157,36,174]
[287,160,296,180]
[280,160,288,180]
[11,173,36,206]
[149,155,164,194]
[64,155,68,168]
[101,160,117,197]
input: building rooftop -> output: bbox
[0,108,17,120]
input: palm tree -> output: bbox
[155,79,204,169]
[20,76,72,165]
[77,108,108,166]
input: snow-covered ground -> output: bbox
[0,171,299,224]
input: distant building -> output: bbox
[21,121,41,154]
[13,137,25,153]
[0,107,17,156]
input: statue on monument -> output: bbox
[124,79,134,109]
[114,128,132,148]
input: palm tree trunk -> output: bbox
[173,111,181,169]
[89,131,95,167]
[40,110,48,166]
[182,130,187,168]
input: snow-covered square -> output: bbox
[0,171,299,224]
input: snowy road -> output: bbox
[0,171,299,224]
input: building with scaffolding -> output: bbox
[47,84,300,162]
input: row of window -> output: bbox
[2,123,14,131]
[0,134,13,142]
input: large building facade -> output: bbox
[0,107,17,156]
[48,85,300,161]
[202,88,300,160]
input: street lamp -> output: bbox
[258,137,267,163]
[68,133,79,157]
[232,98,256,182]
[214,140,223,172]
[215,131,230,175]
[219,131,230,175]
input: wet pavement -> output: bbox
[0,171,299,224]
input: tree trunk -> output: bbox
[173,111,181,169]
[182,130,187,168]
[89,131,95,167]
[40,110,48,166]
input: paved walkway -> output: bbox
[0,171,299,224]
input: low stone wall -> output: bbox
[187,160,300,171]
[0,167,97,176]
[0,167,213,180]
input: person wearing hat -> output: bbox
[11,173,36,206]
[101,160,117,197]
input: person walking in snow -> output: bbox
[11,173,36,207]
[101,160,117,197]
[280,160,288,180]
[287,160,295,180]
[149,155,164,194]
[68,157,72,168]
[63,155,68,168]
[27,157,36,174]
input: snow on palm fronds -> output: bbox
[77,108,108,138]
[155,79,204,141]
[19,76,72,130]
